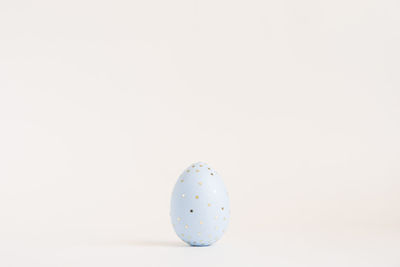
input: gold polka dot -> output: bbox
[181,194,185,198]
[208,168,211,170]
[200,165,203,167]
[221,207,224,211]
[192,165,195,168]
[187,170,190,172]
[181,179,184,182]
[177,217,181,221]
[195,195,199,199]
[185,225,188,229]
[210,173,214,176]
[198,182,202,186]
[195,169,200,172]
[200,221,203,224]
[181,233,184,237]
[223,217,226,221]
[208,203,211,207]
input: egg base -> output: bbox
[188,243,211,247]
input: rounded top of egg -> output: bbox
[170,162,230,246]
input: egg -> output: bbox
[170,162,230,246]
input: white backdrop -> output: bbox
[1,0,399,266]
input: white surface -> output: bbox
[0,0,399,266]
[1,228,399,267]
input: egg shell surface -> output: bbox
[170,162,230,246]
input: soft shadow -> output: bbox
[105,239,188,247]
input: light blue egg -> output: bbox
[170,162,230,246]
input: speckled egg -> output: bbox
[170,162,230,246]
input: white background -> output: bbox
[0,0,399,266]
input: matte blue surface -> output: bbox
[170,162,230,246]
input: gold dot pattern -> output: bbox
[171,162,229,246]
